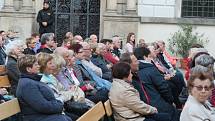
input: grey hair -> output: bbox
[5,39,25,55]
[68,50,74,56]
[195,54,214,68]
[80,42,89,48]
[40,33,54,45]
[52,54,66,70]
[97,43,105,49]
[54,47,68,56]
[112,36,120,43]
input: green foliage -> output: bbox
[168,24,209,58]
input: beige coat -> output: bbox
[180,95,215,121]
[109,78,156,121]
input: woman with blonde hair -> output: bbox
[16,55,72,121]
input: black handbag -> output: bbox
[64,100,91,116]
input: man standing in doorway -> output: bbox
[37,0,54,36]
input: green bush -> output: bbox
[168,24,209,58]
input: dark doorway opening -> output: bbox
[49,0,100,45]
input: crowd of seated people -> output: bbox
[0,30,215,121]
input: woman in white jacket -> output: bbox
[180,65,215,121]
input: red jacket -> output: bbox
[103,51,119,64]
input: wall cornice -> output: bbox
[140,17,215,26]
[103,13,140,22]
[0,11,35,18]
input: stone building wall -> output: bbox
[100,0,139,46]
[0,0,36,40]
[1,0,215,56]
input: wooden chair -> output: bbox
[104,100,113,116]
[0,75,11,87]
[77,101,106,121]
[104,100,115,121]
[0,98,21,120]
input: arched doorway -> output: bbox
[49,0,100,45]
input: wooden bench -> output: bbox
[0,65,6,75]
[0,75,11,87]
[0,65,11,88]
[104,100,115,121]
[0,98,21,120]
[77,101,106,121]
[104,100,113,117]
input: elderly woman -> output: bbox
[16,55,72,121]
[180,65,215,121]
[37,53,77,103]
[194,54,215,107]
[109,62,171,121]
[5,39,25,95]
[37,53,89,119]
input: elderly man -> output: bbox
[80,42,102,77]
[100,39,119,64]
[37,33,56,53]
[73,35,83,43]
[112,35,122,58]
[71,43,110,103]
[91,43,112,81]
[133,47,180,121]
[89,34,98,43]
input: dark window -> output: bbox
[49,0,100,45]
[181,0,215,18]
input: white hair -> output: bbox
[80,42,89,48]
[5,39,25,55]
[54,47,68,56]
[97,43,105,49]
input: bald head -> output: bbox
[65,32,73,40]
[90,34,98,43]
[54,47,68,56]
[74,35,83,43]
[80,42,91,59]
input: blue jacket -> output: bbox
[91,54,112,81]
[76,60,112,90]
[16,73,72,121]
[137,61,175,113]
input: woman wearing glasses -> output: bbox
[180,65,215,121]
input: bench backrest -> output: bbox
[0,98,21,120]
[104,100,113,116]
[0,75,11,87]
[0,65,6,75]
[77,101,105,121]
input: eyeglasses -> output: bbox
[192,85,213,91]
[83,48,91,51]
[78,51,84,53]
[31,42,37,44]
